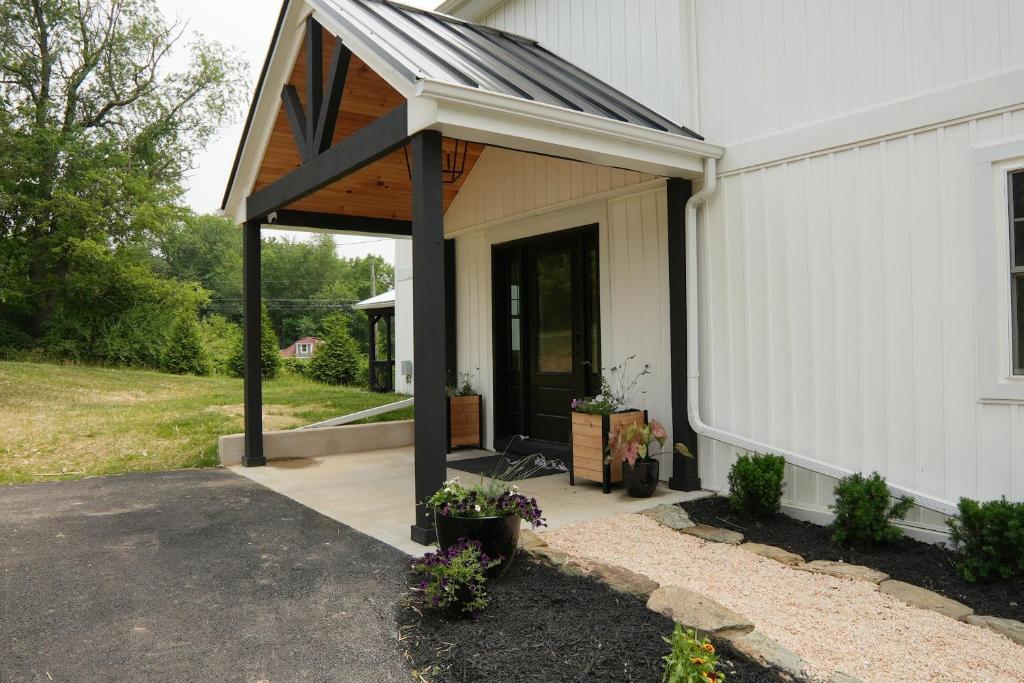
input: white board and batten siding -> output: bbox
[445,147,678,477]
[440,0,1024,522]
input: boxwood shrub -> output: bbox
[727,452,786,518]
[948,497,1024,583]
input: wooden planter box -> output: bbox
[570,409,647,493]
[447,394,482,451]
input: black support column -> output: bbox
[667,178,700,491]
[242,219,266,467]
[409,130,448,545]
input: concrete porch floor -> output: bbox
[230,447,710,555]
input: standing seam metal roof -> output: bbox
[317,0,703,139]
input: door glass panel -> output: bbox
[588,243,600,374]
[536,248,573,373]
[508,255,521,371]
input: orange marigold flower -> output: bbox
[702,641,715,653]
[690,657,706,665]
[703,673,720,682]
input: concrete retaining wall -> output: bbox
[219,420,415,466]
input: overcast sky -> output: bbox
[160,0,439,264]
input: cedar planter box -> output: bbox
[447,394,482,451]
[570,409,647,493]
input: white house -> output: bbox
[223,0,1023,543]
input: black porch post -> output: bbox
[242,219,266,467]
[667,178,700,491]
[410,130,448,544]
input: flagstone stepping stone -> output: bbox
[797,560,889,583]
[878,580,974,620]
[680,524,744,544]
[739,542,804,566]
[640,504,696,530]
[963,614,1024,646]
[828,671,864,683]
[647,586,754,639]
[581,559,660,599]
[731,631,813,681]
[519,529,548,549]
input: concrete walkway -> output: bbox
[231,447,708,554]
[0,470,410,683]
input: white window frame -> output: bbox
[973,138,1024,402]
[297,342,312,356]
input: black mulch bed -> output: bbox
[398,557,782,683]
[680,496,1023,622]
[448,453,568,479]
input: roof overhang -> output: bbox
[433,0,506,21]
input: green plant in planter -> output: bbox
[447,369,478,397]
[662,624,725,683]
[947,497,1024,583]
[410,539,500,615]
[828,472,913,546]
[571,356,650,415]
[726,453,785,518]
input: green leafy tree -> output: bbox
[309,314,363,386]
[162,313,210,375]
[0,0,246,349]
[228,304,281,380]
[199,314,241,375]
[157,214,242,319]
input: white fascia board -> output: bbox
[224,1,310,224]
[433,0,507,21]
[720,66,1024,175]
[410,80,722,178]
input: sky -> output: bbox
[159,0,439,264]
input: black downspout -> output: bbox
[242,219,266,467]
[410,131,448,545]
[667,178,700,491]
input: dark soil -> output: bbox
[398,557,782,683]
[680,496,1023,621]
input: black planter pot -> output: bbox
[622,459,660,498]
[434,511,521,577]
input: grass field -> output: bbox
[0,361,412,485]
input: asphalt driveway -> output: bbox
[0,469,411,682]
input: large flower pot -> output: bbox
[447,394,482,451]
[622,459,660,498]
[570,409,647,493]
[434,511,520,577]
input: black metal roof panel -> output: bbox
[317,0,702,140]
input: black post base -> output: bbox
[410,523,437,546]
[241,456,267,467]
[669,475,702,492]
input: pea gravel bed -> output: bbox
[681,496,1023,621]
[397,556,782,682]
[543,513,1024,683]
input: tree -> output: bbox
[228,303,281,380]
[0,0,246,343]
[309,314,363,386]
[162,313,210,376]
[198,314,240,375]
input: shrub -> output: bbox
[410,539,501,615]
[227,304,281,380]
[308,317,362,385]
[948,497,1024,583]
[281,357,310,377]
[162,313,210,375]
[662,625,724,683]
[199,315,241,375]
[727,452,786,518]
[828,472,913,546]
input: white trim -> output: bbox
[433,0,507,20]
[719,67,1024,176]
[300,397,415,429]
[973,137,1024,403]
[410,80,723,178]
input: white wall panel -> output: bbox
[698,107,1024,511]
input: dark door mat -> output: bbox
[398,557,783,682]
[448,453,568,479]
[679,496,1024,622]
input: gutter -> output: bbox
[684,158,958,517]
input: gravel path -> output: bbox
[543,513,1024,683]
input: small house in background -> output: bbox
[280,336,321,359]
[354,290,395,393]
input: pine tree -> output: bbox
[163,314,211,376]
[228,303,282,380]
[309,315,363,386]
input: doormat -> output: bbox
[448,453,569,480]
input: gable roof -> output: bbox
[354,289,396,309]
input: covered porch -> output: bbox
[222,0,722,545]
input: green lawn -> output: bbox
[0,361,412,485]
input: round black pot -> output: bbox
[622,459,660,498]
[434,511,520,577]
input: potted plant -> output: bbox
[427,463,546,577]
[410,538,501,617]
[570,357,649,493]
[606,418,681,498]
[447,369,482,451]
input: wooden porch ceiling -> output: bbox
[253,31,484,222]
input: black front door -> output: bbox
[493,226,599,449]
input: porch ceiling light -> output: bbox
[402,139,469,184]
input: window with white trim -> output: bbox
[1012,170,1024,375]
[297,342,312,356]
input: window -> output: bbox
[1012,171,1024,375]
[297,343,312,356]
